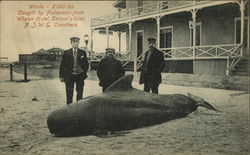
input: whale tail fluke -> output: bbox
[187,93,220,112]
[197,100,220,112]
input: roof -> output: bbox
[32,48,64,55]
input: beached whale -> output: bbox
[47,74,218,137]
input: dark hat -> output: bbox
[70,37,80,42]
[147,37,156,43]
[105,48,115,53]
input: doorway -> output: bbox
[136,30,144,58]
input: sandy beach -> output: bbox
[0,68,249,155]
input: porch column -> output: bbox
[155,16,162,49]
[128,21,135,74]
[191,9,198,59]
[90,28,94,62]
[106,26,110,48]
[128,22,133,53]
[238,0,246,56]
[117,31,121,52]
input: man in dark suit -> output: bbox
[139,37,165,94]
[59,37,89,104]
[97,48,125,92]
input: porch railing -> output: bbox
[226,44,242,75]
[135,51,147,70]
[91,0,216,27]
[116,51,131,62]
[90,44,242,75]
[134,44,242,73]
[90,51,131,62]
[160,44,241,60]
[121,52,132,67]
[90,52,105,61]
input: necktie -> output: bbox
[74,49,77,56]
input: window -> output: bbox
[189,21,201,46]
[160,26,173,48]
[235,17,249,48]
[160,26,173,58]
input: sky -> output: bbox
[0,1,126,62]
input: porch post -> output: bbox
[226,56,230,76]
[128,22,133,54]
[128,21,135,74]
[191,9,198,60]
[239,0,246,56]
[118,31,121,52]
[90,28,94,63]
[90,29,94,51]
[155,16,162,49]
[10,64,13,81]
[106,26,110,48]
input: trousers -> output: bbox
[144,82,159,94]
[144,83,159,94]
[65,73,85,104]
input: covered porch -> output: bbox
[90,0,248,76]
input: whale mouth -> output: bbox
[47,116,80,137]
[47,110,74,135]
[53,126,81,137]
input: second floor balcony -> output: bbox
[91,0,228,28]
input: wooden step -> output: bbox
[230,58,249,76]
[234,68,249,72]
[232,71,249,76]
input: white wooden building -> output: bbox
[90,0,249,76]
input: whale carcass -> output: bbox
[47,75,218,136]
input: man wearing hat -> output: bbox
[139,37,165,94]
[59,37,89,104]
[97,48,125,91]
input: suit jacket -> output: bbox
[59,48,89,82]
[97,56,125,88]
[139,47,165,85]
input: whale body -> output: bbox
[47,75,218,137]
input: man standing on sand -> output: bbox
[139,37,165,94]
[59,37,89,104]
[97,48,125,92]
